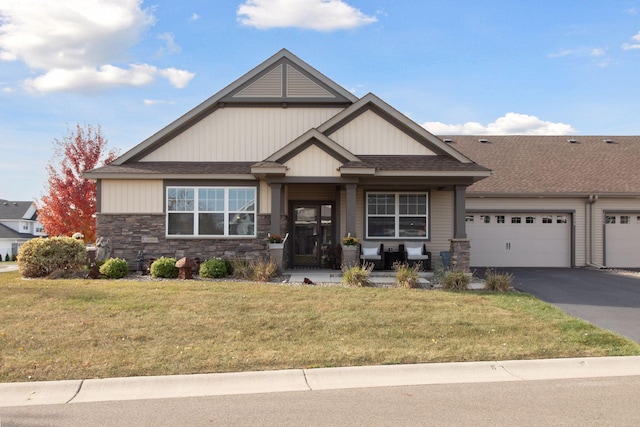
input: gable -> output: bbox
[328,109,436,156]
[283,144,342,177]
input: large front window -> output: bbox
[366,192,428,239]
[167,186,256,237]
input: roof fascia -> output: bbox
[112,49,358,165]
[265,129,360,164]
[317,93,476,164]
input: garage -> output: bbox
[466,213,572,267]
[605,213,640,268]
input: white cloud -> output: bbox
[0,0,194,92]
[156,32,181,56]
[144,99,175,106]
[237,0,377,31]
[622,31,640,50]
[158,68,195,89]
[423,113,577,136]
[190,13,200,21]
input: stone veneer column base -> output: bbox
[449,239,470,272]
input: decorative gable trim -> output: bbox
[317,93,475,164]
[265,129,360,165]
[111,49,358,165]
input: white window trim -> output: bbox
[166,186,256,238]
[365,191,429,239]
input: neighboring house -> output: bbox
[448,136,640,269]
[0,200,46,259]
[85,49,491,270]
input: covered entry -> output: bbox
[291,203,335,268]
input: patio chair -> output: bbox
[403,241,431,270]
[360,241,384,270]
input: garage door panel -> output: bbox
[605,214,640,268]
[467,213,571,267]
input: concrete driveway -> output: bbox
[486,268,640,343]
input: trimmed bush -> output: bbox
[150,257,179,278]
[230,258,252,280]
[483,269,514,292]
[442,270,471,291]
[342,262,373,287]
[4,253,9,262]
[99,258,129,279]
[393,261,422,289]
[199,258,229,278]
[17,237,87,278]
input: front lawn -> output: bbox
[1,271,638,382]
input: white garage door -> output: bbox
[605,213,640,268]
[467,213,572,267]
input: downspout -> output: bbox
[586,194,605,269]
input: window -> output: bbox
[366,192,428,238]
[557,215,568,224]
[496,215,505,224]
[526,216,536,224]
[465,215,474,223]
[542,216,553,224]
[511,216,522,224]
[167,186,256,237]
[620,215,630,224]
[481,215,491,224]
[605,215,616,224]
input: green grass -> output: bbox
[1,271,638,382]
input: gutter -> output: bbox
[586,195,606,269]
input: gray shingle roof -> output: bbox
[0,223,34,239]
[447,136,640,195]
[0,200,34,220]
[88,162,255,176]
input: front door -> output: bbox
[292,204,334,267]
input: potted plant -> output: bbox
[341,233,359,267]
[268,233,285,249]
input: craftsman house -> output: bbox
[85,49,640,270]
[85,49,490,270]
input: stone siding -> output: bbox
[96,213,271,269]
[449,239,470,272]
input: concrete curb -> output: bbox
[2,356,640,408]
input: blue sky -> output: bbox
[1,0,639,201]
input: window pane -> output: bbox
[168,188,194,212]
[368,217,395,237]
[399,194,426,215]
[620,215,630,224]
[229,213,255,236]
[368,194,395,215]
[168,213,194,235]
[198,188,224,211]
[399,217,427,237]
[229,188,256,211]
[198,213,224,235]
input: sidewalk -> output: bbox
[2,356,640,408]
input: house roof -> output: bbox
[88,162,256,179]
[111,49,358,165]
[0,200,35,220]
[0,223,34,239]
[448,135,640,195]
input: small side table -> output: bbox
[384,251,404,270]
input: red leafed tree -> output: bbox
[37,124,118,242]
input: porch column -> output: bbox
[453,185,467,239]
[270,183,282,236]
[345,184,357,237]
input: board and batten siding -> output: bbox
[465,197,586,267]
[284,145,342,177]
[141,108,344,162]
[101,180,164,214]
[328,110,436,156]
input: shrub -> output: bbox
[4,253,9,262]
[150,257,179,278]
[11,253,17,262]
[393,261,422,289]
[342,262,373,287]
[431,259,446,285]
[199,258,229,278]
[17,237,87,278]
[483,269,514,292]
[99,258,129,279]
[251,259,278,282]
[442,270,471,291]
[230,258,252,280]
